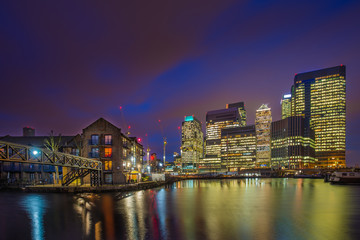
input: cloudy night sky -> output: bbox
[1,0,360,165]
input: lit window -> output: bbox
[105,148,112,158]
[104,161,112,170]
[105,135,112,145]
[91,135,99,145]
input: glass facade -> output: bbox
[181,116,203,173]
[281,94,291,119]
[271,116,315,169]
[221,125,256,170]
[291,65,346,168]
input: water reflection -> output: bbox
[20,195,47,240]
[1,179,359,239]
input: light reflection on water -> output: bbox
[20,194,47,240]
[1,179,360,240]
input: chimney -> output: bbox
[23,127,35,137]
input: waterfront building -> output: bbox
[271,116,315,169]
[0,118,144,185]
[226,102,247,127]
[200,108,240,172]
[255,104,272,167]
[291,65,346,168]
[281,94,291,119]
[180,116,203,173]
[221,125,257,171]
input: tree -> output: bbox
[44,131,62,184]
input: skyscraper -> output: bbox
[271,116,315,169]
[255,104,272,167]
[226,102,247,127]
[199,108,240,172]
[291,65,346,168]
[221,125,256,170]
[281,94,291,119]
[181,116,204,172]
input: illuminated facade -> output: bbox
[255,104,272,167]
[180,116,203,172]
[271,116,315,169]
[281,94,291,119]
[226,102,247,127]
[200,108,239,172]
[221,125,256,171]
[291,65,346,168]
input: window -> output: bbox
[91,135,99,145]
[71,148,79,156]
[104,135,112,145]
[104,148,112,158]
[104,161,113,171]
[91,148,99,158]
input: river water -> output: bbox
[1,179,360,240]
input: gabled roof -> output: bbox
[82,117,121,132]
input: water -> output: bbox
[1,179,360,240]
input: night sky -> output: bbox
[1,0,360,165]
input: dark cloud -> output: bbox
[1,0,360,165]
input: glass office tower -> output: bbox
[291,65,346,168]
[181,116,203,173]
[255,104,272,167]
[281,94,291,119]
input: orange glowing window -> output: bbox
[104,148,112,158]
[104,161,112,170]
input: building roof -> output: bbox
[294,65,345,84]
[206,107,239,123]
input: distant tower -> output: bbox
[226,102,247,126]
[181,116,204,172]
[23,127,35,137]
[281,94,291,119]
[255,104,272,167]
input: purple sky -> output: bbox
[1,0,360,166]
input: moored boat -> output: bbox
[329,172,360,184]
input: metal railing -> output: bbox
[0,141,102,171]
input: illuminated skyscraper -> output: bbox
[281,94,291,119]
[221,125,256,171]
[226,102,247,127]
[255,104,272,167]
[291,65,346,168]
[180,116,203,172]
[271,116,315,169]
[199,108,239,172]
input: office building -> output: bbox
[281,94,291,119]
[181,116,204,173]
[255,104,272,167]
[291,65,346,168]
[200,108,240,172]
[221,125,257,171]
[271,116,315,169]
[226,102,247,127]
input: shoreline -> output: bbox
[0,176,326,193]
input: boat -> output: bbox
[329,171,360,184]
